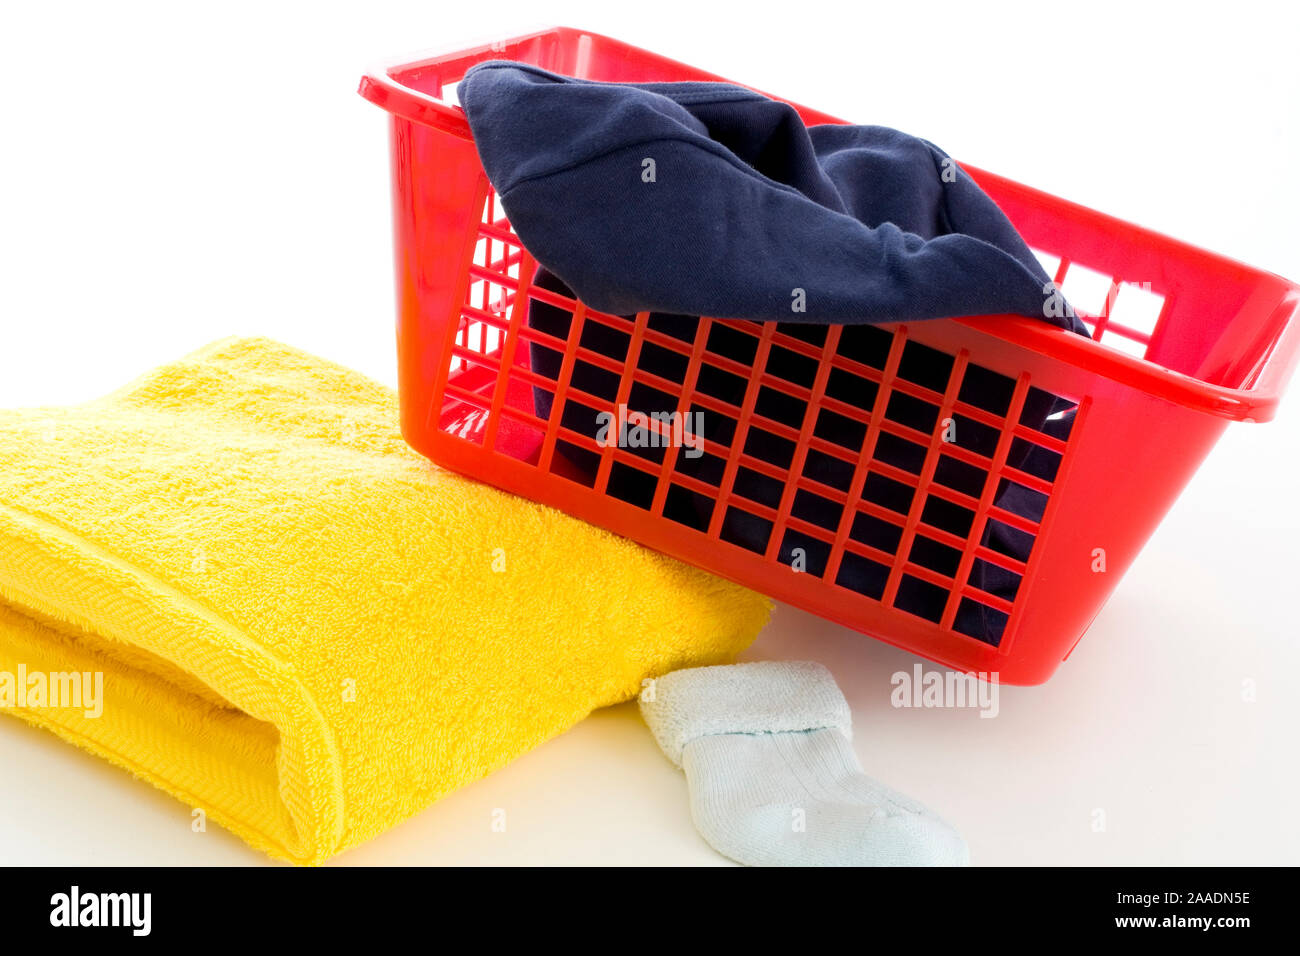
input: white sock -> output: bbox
[640,661,969,867]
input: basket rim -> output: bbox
[358,25,1300,423]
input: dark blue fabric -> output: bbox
[460,61,1088,334]
[459,62,1087,644]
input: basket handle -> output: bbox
[956,285,1300,423]
[1231,289,1300,420]
[358,27,581,141]
[360,25,845,138]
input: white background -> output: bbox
[1,0,1297,865]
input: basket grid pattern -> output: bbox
[442,191,1094,646]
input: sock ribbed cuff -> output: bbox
[639,661,851,767]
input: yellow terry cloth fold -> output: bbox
[0,337,770,864]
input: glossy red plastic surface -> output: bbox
[360,27,1300,684]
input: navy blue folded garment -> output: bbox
[459,60,1089,335]
[460,61,1088,643]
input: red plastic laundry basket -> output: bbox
[360,27,1300,684]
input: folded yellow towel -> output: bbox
[0,337,770,864]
